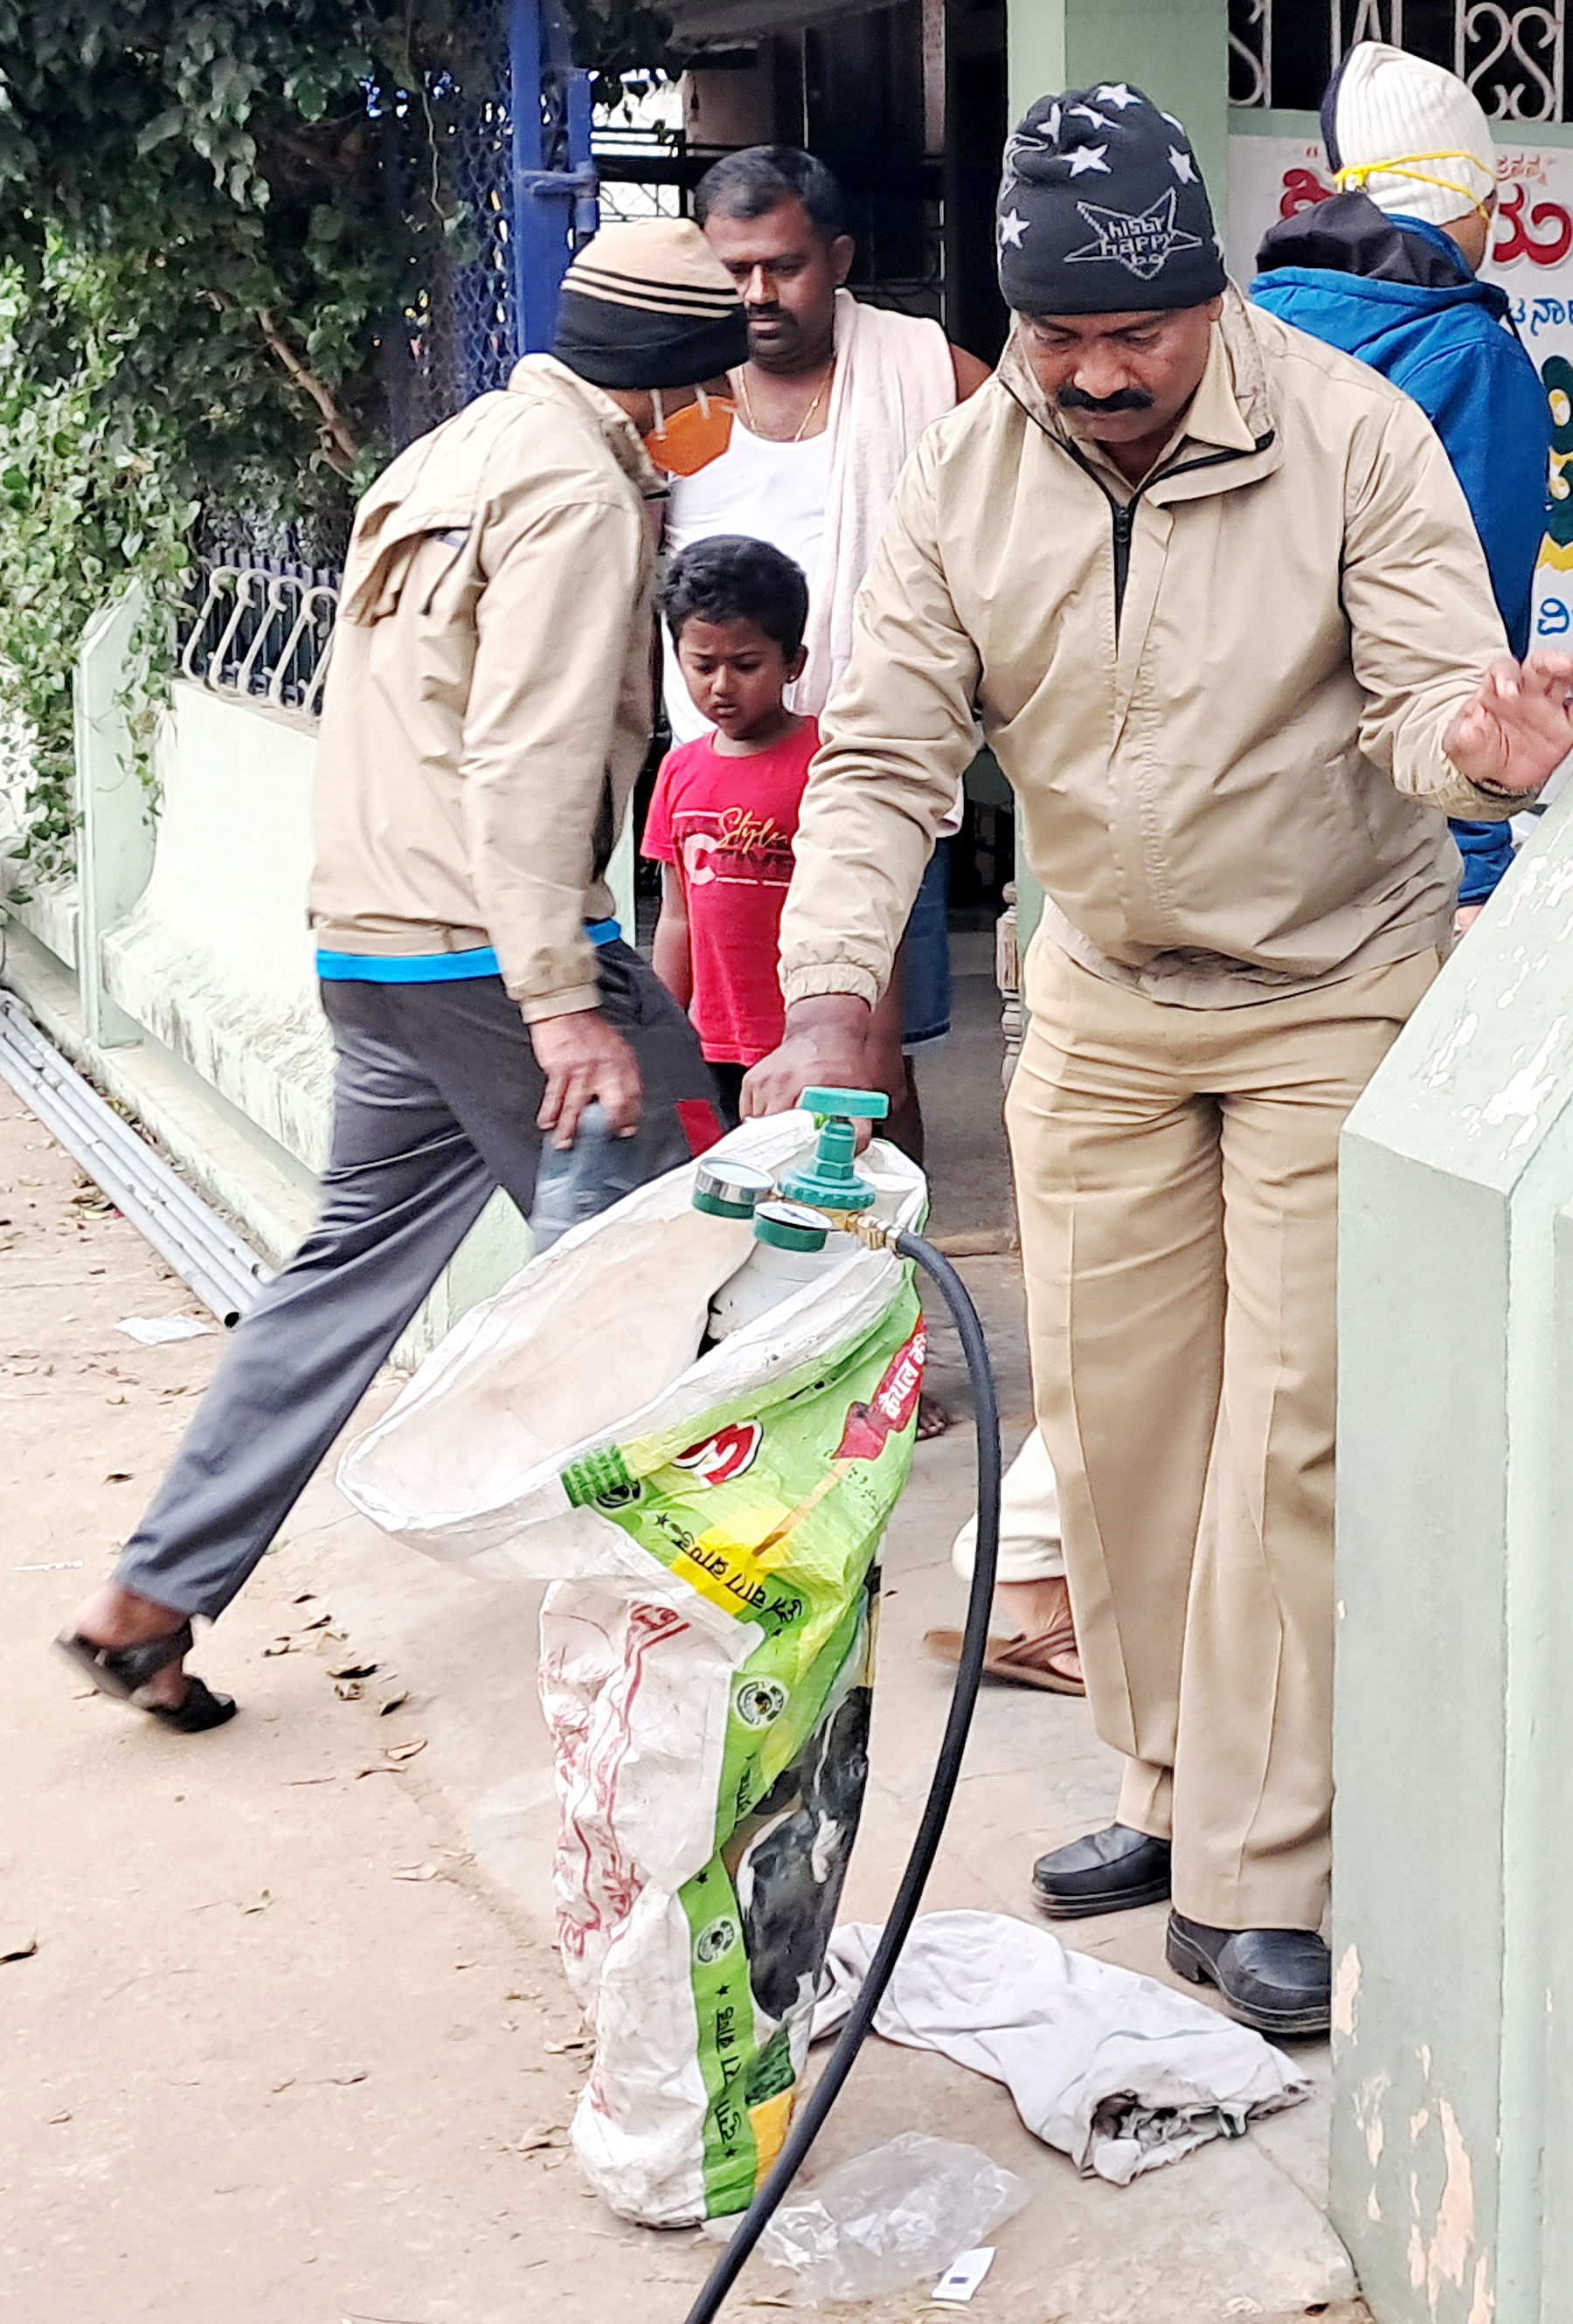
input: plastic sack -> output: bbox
[757,2132,1027,2304]
[338,1117,929,2227]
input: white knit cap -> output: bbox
[1329,40,1496,229]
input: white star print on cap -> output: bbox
[998,208,1029,248]
[1168,146,1198,183]
[1070,104,1111,129]
[1096,83,1140,108]
[1067,144,1111,177]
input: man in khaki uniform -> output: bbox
[747,89,1572,2033]
[58,221,748,1734]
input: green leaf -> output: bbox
[135,107,185,159]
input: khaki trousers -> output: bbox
[1005,940,1436,1931]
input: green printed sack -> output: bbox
[339,1117,928,2224]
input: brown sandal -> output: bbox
[922,1620,1084,1698]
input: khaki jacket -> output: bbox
[779,289,1513,1013]
[309,356,662,1021]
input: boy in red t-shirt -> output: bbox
[644,536,816,1125]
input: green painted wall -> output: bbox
[1335,797,1573,2321]
[1008,0,1229,204]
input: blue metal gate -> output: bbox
[509,0,600,355]
[197,0,599,588]
[427,0,598,419]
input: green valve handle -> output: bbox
[778,1085,890,1214]
[800,1087,890,1122]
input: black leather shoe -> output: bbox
[1031,1823,1172,1919]
[1167,1912,1330,2037]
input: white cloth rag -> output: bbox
[813,1911,1313,2186]
[795,289,957,720]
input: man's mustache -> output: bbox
[1056,384,1154,415]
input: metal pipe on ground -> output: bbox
[0,994,269,1325]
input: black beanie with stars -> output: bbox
[997,84,1226,315]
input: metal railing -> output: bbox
[1231,0,1570,120]
[178,564,340,721]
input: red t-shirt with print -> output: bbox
[642,720,817,1067]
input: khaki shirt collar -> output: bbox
[1063,319,1258,500]
[508,352,668,501]
[999,287,1274,493]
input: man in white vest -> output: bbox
[665,146,989,1197]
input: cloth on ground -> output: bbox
[812,1911,1313,2186]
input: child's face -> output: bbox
[675,615,804,744]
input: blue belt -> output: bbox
[317,920,621,984]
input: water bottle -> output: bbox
[530,1102,642,1254]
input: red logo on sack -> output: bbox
[831,1321,927,1463]
[675,1421,764,1486]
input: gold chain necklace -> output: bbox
[735,359,835,443]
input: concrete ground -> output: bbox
[912,928,1016,1246]
[1,1079,1362,2324]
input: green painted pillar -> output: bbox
[1008,0,1229,200]
[1004,0,1230,958]
[1334,797,1573,2321]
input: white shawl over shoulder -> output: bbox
[795,289,957,717]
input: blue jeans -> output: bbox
[901,840,953,1048]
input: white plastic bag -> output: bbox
[759,2133,1027,2304]
[338,1117,931,2227]
[339,1115,925,1589]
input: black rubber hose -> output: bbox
[682,1230,1002,2324]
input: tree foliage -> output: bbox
[0,0,674,883]
[0,3,515,522]
[0,238,197,890]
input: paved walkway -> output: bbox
[2,1081,1362,2323]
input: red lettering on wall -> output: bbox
[1279,167,1333,219]
[1494,182,1573,268]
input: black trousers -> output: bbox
[115,946,718,1619]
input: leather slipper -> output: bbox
[56,1622,237,1732]
[922,1621,1084,1697]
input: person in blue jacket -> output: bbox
[1253,39,1551,927]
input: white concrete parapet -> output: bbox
[102,681,335,1173]
[1,605,567,1358]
